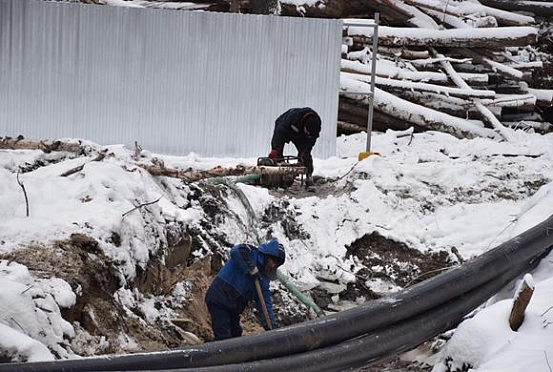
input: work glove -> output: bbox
[249,266,261,281]
[268,150,280,159]
[258,157,276,166]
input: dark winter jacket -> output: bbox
[271,107,321,155]
[205,240,283,329]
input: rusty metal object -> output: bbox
[256,156,307,188]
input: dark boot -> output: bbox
[305,174,314,187]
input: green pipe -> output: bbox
[227,183,264,244]
[277,270,323,316]
[205,174,323,317]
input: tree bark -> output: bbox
[250,0,278,14]
[362,74,496,99]
[431,49,515,141]
[479,0,553,17]
[139,164,305,183]
[377,0,439,29]
[378,46,429,59]
[481,5,535,26]
[140,164,252,182]
[60,152,107,177]
[349,26,538,48]
[342,59,489,85]
[482,58,530,81]
[337,120,366,134]
[487,94,536,110]
[339,97,420,132]
[279,0,410,21]
[377,89,498,119]
[0,137,85,154]
[404,0,537,24]
[342,81,496,138]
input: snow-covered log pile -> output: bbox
[336,0,553,139]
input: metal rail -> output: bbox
[341,14,380,153]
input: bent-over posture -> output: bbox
[205,239,286,340]
[268,107,322,186]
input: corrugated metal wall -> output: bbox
[0,0,341,158]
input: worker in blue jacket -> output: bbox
[205,239,286,340]
[268,107,322,186]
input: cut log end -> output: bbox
[509,275,535,331]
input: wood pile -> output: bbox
[334,0,553,139]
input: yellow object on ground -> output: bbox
[358,152,381,161]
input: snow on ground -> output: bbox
[0,129,552,369]
[0,145,203,281]
[432,267,553,372]
[0,261,75,361]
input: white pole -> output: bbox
[366,12,379,153]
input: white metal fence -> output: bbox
[0,0,341,158]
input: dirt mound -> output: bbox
[345,231,455,295]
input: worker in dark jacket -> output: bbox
[205,239,286,341]
[268,107,322,186]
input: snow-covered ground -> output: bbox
[0,129,552,370]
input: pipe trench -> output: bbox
[2,215,551,372]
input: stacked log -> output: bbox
[336,0,553,138]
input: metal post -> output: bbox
[341,15,380,160]
[366,12,379,154]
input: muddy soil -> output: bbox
[1,234,203,353]
[346,231,456,290]
[357,358,433,372]
[0,173,455,367]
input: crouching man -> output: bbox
[268,107,322,187]
[205,239,286,340]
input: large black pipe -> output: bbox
[96,253,546,372]
[2,215,552,372]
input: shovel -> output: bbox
[254,278,273,330]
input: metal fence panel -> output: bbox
[0,0,341,158]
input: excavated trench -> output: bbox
[0,178,456,371]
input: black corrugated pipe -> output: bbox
[92,253,547,372]
[2,215,552,372]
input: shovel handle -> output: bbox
[254,278,273,330]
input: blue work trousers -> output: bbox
[206,301,243,341]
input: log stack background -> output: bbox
[335,0,553,139]
[72,0,553,139]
